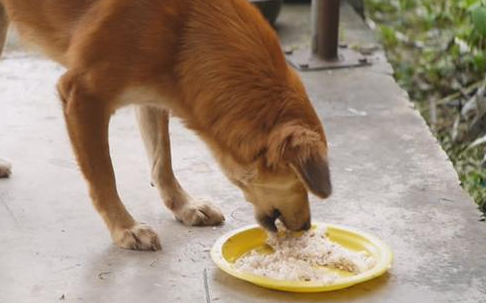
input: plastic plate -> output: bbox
[210,223,393,292]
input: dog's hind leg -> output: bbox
[136,106,225,226]
[0,2,8,56]
[0,3,11,178]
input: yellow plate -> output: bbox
[211,223,393,292]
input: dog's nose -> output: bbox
[300,220,311,231]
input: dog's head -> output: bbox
[175,0,332,232]
[220,121,331,232]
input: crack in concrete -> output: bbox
[1,199,18,223]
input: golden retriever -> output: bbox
[0,0,331,250]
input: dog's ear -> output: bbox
[290,153,332,198]
[267,123,332,198]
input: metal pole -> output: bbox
[287,0,369,70]
[315,0,340,61]
[311,0,318,53]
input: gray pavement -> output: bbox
[1,3,485,303]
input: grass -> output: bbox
[364,0,486,218]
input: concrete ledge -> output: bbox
[0,3,484,303]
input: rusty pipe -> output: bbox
[312,0,340,61]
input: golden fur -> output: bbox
[0,0,331,250]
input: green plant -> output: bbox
[365,0,486,218]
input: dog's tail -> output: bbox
[0,2,9,58]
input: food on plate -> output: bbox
[233,224,375,283]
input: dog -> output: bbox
[0,0,331,251]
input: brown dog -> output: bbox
[0,0,331,250]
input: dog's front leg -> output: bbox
[136,106,224,226]
[57,71,161,251]
[0,158,11,178]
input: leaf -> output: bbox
[468,134,486,148]
[473,52,486,72]
[467,1,482,11]
[451,114,462,141]
[462,94,479,119]
[454,37,470,53]
[461,85,486,120]
[471,6,486,37]
[379,25,398,46]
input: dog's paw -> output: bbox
[175,200,225,226]
[0,159,12,178]
[113,223,161,251]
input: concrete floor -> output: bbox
[1,4,485,303]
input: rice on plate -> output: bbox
[233,223,376,284]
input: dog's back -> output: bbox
[0,0,93,62]
[0,0,189,66]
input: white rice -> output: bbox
[233,224,375,283]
